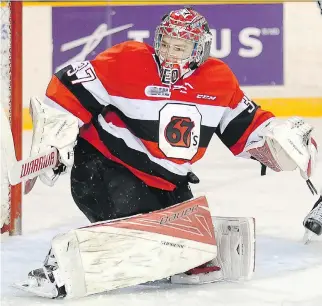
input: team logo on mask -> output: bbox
[145,85,171,98]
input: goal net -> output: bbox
[1,1,22,236]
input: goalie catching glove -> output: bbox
[246,117,318,179]
[29,97,79,186]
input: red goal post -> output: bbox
[1,1,23,236]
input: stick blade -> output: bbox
[24,177,38,195]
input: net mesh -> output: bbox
[1,0,12,231]
[1,1,11,111]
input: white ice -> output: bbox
[1,118,322,306]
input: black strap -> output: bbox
[260,163,267,176]
[306,179,318,195]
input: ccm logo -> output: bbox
[196,94,217,100]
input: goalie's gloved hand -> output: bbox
[29,97,79,187]
[270,117,318,179]
[246,117,318,179]
[53,163,67,176]
[38,156,69,187]
[38,139,77,187]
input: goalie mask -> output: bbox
[154,7,212,85]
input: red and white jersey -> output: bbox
[45,41,274,191]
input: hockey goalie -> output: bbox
[14,7,318,299]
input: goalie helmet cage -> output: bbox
[1,1,23,235]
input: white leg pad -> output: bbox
[170,216,255,285]
[51,197,217,298]
[212,216,256,281]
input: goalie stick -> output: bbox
[2,105,59,193]
[8,148,58,187]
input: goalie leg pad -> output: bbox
[170,216,255,284]
[212,216,255,281]
[14,197,216,299]
[54,197,216,298]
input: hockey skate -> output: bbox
[303,196,322,244]
[13,250,66,299]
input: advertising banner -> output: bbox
[52,4,283,85]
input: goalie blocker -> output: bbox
[13,197,255,299]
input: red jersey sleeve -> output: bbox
[215,75,275,156]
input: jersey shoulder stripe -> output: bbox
[47,63,106,123]
[46,74,92,124]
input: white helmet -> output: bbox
[154,7,212,84]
